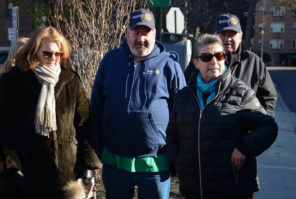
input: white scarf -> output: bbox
[33,64,61,137]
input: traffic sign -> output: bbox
[8,28,17,42]
[166,7,184,34]
[147,0,171,7]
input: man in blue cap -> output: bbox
[90,8,186,199]
[216,13,277,116]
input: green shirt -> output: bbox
[101,147,169,172]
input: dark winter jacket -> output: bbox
[184,44,277,115]
[166,68,278,199]
[0,67,100,199]
[90,40,186,158]
[228,44,277,115]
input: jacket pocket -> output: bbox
[126,111,166,156]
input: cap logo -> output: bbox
[230,17,238,24]
[145,13,152,21]
[132,14,144,19]
[219,19,230,24]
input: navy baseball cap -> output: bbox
[129,9,155,30]
[216,13,242,33]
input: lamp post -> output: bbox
[261,0,266,60]
[260,29,264,59]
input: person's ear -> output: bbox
[192,58,199,69]
[239,32,243,41]
[126,28,131,36]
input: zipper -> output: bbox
[189,87,204,199]
[125,60,137,111]
[197,110,203,199]
[188,81,224,199]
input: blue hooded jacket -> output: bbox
[91,40,186,158]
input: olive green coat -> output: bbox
[0,67,100,199]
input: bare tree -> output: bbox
[275,0,296,7]
[52,0,146,98]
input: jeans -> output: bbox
[102,164,170,199]
[186,192,254,199]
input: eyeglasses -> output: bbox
[198,52,225,62]
[42,51,64,58]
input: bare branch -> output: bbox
[52,0,146,98]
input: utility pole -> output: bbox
[8,6,19,46]
[244,0,257,50]
[261,0,266,59]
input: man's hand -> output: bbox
[231,148,246,170]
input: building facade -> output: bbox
[0,0,47,66]
[253,0,296,66]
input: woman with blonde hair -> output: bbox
[0,37,29,73]
[0,26,99,199]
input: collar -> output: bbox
[54,68,75,99]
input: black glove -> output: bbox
[5,170,28,198]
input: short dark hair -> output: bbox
[193,34,223,58]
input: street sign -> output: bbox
[166,7,184,34]
[147,0,171,7]
[8,28,17,42]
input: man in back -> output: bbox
[216,13,277,115]
[185,13,277,115]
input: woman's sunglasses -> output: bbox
[42,51,64,58]
[198,52,225,62]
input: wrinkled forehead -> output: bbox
[219,30,242,37]
[38,39,61,51]
[199,42,224,54]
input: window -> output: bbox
[293,24,296,32]
[269,40,284,49]
[270,6,285,16]
[270,23,284,32]
[293,40,296,49]
[259,7,265,14]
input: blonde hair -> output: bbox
[15,26,71,71]
[0,37,29,73]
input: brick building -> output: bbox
[253,0,296,66]
[0,0,41,65]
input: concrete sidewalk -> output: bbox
[256,91,296,199]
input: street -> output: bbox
[256,67,296,199]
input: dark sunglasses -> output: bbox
[198,52,225,62]
[42,51,64,58]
